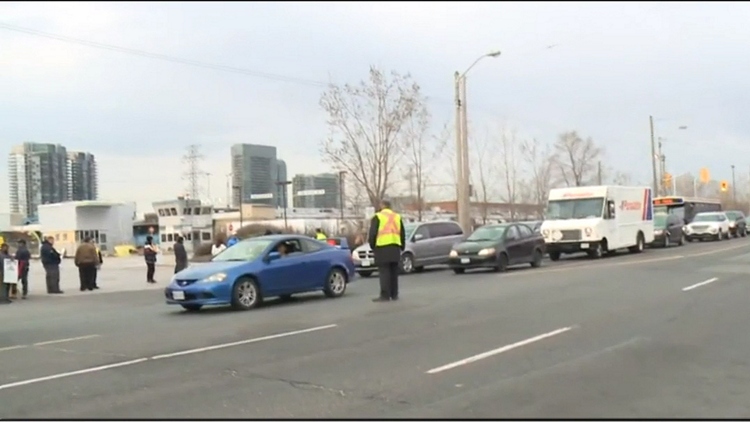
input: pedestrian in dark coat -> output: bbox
[144,236,158,283]
[367,200,406,302]
[173,236,188,274]
[40,236,63,294]
[74,237,99,291]
[15,239,31,299]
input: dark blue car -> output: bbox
[164,235,356,311]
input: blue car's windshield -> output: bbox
[212,238,274,262]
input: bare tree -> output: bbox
[403,111,448,221]
[320,66,426,207]
[471,128,501,224]
[499,129,521,221]
[553,131,603,187]
[609,170,632,186]
[520,137,555,217]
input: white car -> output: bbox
[684,212,731,242]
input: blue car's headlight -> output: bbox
[199,272,228,283]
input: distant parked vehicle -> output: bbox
[724,210,747,238]
[164,235,356,311]
[448,223,545,274]
[651,213,685,247]
[684,212,731,242]
[352,220,465,276]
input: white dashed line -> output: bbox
[0,324,337,391]
[426,326,574,374]
[682,277,718,292]
[33,334,101,346]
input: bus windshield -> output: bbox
[546,198,604,220]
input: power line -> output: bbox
[0,22,328,88]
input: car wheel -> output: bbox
[495,253,509,272]
[231,277,262,310]
[181,304,202,312]
[588,243,603,259]
[549,252,561,261]
[453,268,465,275]
[530,248,543,268]
[742,228,748,237]
[628,233,644,253]
[323,267,347,298]
[358,271,373,278]
[400,253,415,274]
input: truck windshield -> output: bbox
[546,198,604,220]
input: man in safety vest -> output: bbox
[367,199,406,302]
[315,228,327,240]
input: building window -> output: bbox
[184,207,192,215]
[185,233,192,241]
[170,208,177,216]
[158,209,165,217]
[55,234,60,241]
[201,232,211,241]
[62,233,68,241]
[99,233,107,243]
[167,233,174,242]
[161,234,167,242]
[194,207,201,215]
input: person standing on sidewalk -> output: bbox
[144,236,158,283]
[40,236,63,294]
[14,239,31,299]
[173,236,188,274]
[74,237,99,291]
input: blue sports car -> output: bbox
[164,234,357,311]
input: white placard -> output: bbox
[3,259,18,284]
[250,193,274,199]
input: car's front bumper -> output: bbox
[545,241,601,254]
[449,255,498,269]
[164,283,232,306]
[685,232,719,241]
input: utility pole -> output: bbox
[275,180,291,230]
[338,171,346,234]
[458,75,472,232]
[731,164,736,203]
[454,71,467,232]
[597,161,602,185]
[649,116,658,196]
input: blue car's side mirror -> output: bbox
[267,251,281,262]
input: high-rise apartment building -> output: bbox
[67,152,98,201]
[230,144,287,208]
[292,173,341,209]
[8,143,97,219]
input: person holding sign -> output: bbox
[0,244,16,303]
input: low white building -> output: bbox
[37,201,136,255]
[153,197,213,252]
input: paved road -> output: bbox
[2,238,750,418]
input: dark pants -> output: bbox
[44,265,61,293]
[78,264,97,290]
[146,263,156,282]
[19,267,28,296]
[377,262,400,299]
[174,262,187,274]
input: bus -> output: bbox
[652,196,722,223]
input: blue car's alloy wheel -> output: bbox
[232,278,261,310]
[323,268,347,298]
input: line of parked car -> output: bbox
[160,197,747,313]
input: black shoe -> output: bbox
[93,286,99,290]
[87,288,94,291]
[51,291,64,294]
[391,296,399,301]
[80,287,86,291]
[372,297,390,302]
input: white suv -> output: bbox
[684,212,731,242]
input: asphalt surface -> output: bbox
[3,238,750,418]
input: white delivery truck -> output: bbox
[540,185,654,260]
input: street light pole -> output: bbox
[649,115,658,196]
[731,164,736,203]
[275,180,292,230]
[338,171,346,234]
[454,50,501,234]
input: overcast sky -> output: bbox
[2,1,749,214]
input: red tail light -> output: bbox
[327,239,337,246]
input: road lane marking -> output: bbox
[151,324,338,360]
[0,324,337,391]
[0,334,101,354]
[33,334,100,346]
[426,326,574,375]
[688,242,750,257]
[0,358,149,391]
[682,277,718,292]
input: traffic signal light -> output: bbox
[663,172,672,186]
[720,180,729,192]
[699,167,710,184]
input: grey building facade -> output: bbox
[230,144,287,208]
[68,151,98,201]
[292,173,341,209]
[9,143,70,219]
